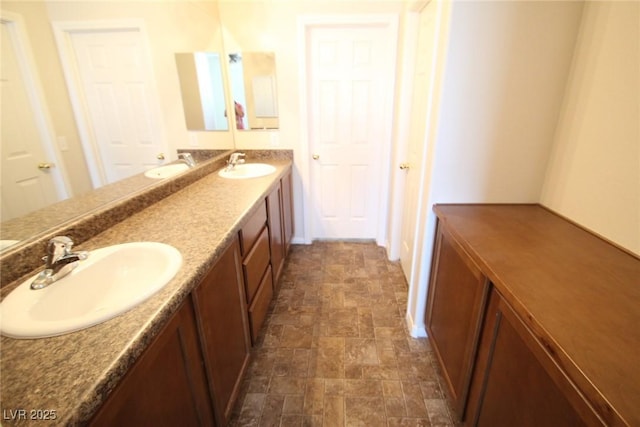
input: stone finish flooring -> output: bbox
[230,242,455,427]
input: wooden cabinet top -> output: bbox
[433,204,640,427]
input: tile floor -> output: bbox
[230,241,456,427]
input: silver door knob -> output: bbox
[312,154,320,160]
[399,163,410,170]
[38,163,53,170]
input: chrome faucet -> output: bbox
[225,152,245,171]
[178,152,196,168]
[30,236,89,290]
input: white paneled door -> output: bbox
[308,24,393,240]
[66,27,165,186]
[1,17,67,221]
[400,3,439,282]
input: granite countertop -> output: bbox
[0,156,292,426]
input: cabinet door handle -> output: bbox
[156,153,165,160]
[38,163,53,170]
[399,163,410,170]
[312,154,320,160]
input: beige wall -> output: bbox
[429,0,584,204]
[541,1,640,255]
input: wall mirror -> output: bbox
[227,52,279,130]
[0,0,233,253]
[175,52,229,131]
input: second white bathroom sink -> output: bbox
[218,163,276,179]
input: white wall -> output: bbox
[429,1,584,204]
[406,0,585,336]
[541,1,640,255]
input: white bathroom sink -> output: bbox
[218,163,276,179]
[0,242,182,339]
[144,163,190,179]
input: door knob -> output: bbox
[156,153,165,160]
[312,154,320,160]
[38,163,53,170]
[399,163,410,170]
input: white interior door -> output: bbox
[308,24,392,240]
[65,27,166,186]
[1,17,67,221]
[400,3,440,281]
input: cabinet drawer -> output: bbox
[239,200,267,256]
[242,226,270,304]
[248,266,273,344]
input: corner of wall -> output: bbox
[405,310,427,338]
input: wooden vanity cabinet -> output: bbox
[192,238,251,426]
[281,169,294,256]
[267,168,294,287]
[267,182,285,284]
[90,298,215,426]
[240,201,275,344]
[425,224,489,416]
[464,288,598,427]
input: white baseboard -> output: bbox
[405,311,427,338]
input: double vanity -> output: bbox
[0,151,293,425]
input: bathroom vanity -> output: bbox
[0,152,294,426]
[426,204,640,426]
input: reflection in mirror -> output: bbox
[0,0,234,254]
[228,52,279,130]
[1,11,72,224]
[175,52,229,131]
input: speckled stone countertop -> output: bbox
[0,153,293,426]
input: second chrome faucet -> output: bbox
[225,152,246,171]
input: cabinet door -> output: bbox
[267,182,285,285]
[425,224,489,417]
[192,238,251,426]
[465,289,598,427]
[242,226,271,305]
[281,169,294,255]
[91,299,215,426]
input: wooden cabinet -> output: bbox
[248,265,274,341]
[464,288,597,427]
[89,165,295,426]
[239,200,267,257]
[426,205,640,426]
[267,168,294,287]
[267,182,285,284]
[90,298,215,426]
[425,225,489,416]
[281,169,294,256]
[240,201,275,344]
[192,238,251,426]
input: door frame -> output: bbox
[297,14,399,245]
[51,19,166,188]
[1,11,70,202]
